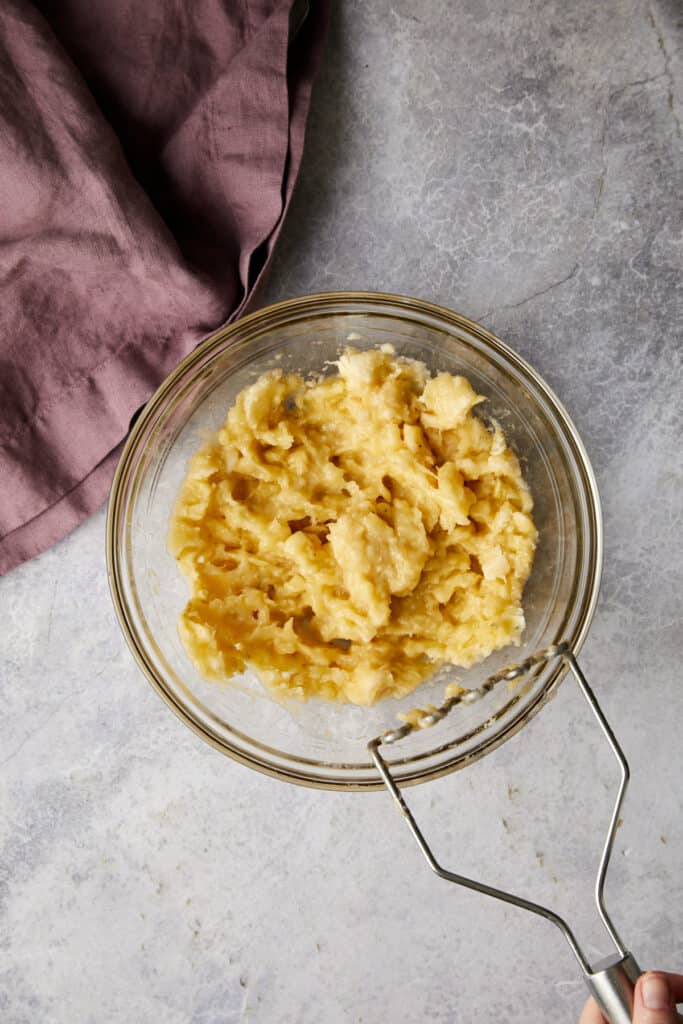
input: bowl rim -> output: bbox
[106,290,603,790]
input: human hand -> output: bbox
[580,972,683,1023]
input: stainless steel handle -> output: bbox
[586,953,641,1024]
[368,646,643,1019]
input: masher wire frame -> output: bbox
[368,644,641,1024]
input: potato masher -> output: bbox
[369,643,641,1024]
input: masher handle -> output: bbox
[585,953,641,1024]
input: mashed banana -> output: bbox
[169,348,537,705]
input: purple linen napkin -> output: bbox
[0,0,329,574]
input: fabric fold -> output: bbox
[0,0,329,574]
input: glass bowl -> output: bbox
[107,292,602,789]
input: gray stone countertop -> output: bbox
[2,2,682,1021]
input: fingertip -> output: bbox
[579,996,607,1024]
[634,972,676,1022]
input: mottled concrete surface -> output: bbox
[1,2,682,1021]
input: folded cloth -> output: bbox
[0,0,329,574]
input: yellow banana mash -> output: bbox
[169,347,537,705]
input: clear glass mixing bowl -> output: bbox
[107,292,602,789]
